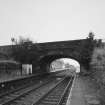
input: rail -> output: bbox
[34,76,73,105]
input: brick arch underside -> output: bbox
[39,54,81,73]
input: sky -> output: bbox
[0,0,105,45]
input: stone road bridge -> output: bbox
[0,38,93,73]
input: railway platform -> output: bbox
[66,75,100,105]
[0,74,34,83]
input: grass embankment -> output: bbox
[90,47,105,104]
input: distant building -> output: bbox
[65,63,71,68]
[64,63,76,71]
[51,59,64,71]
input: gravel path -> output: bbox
[66,75,100,105]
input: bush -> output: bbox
[90,47,105,103]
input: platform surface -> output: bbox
[66,75,100,105]
[0,74,34,83]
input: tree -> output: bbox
[96,39,102,47]
[11,36,35,63]
[87,32,94,40]
[80,32,95,70]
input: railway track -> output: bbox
[0,76,63,105]
[0,74,48,95]
[0,75,51,97]
[0,76,74,105]
[34,76,74,105]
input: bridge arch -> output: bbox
[38,53,82,73]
